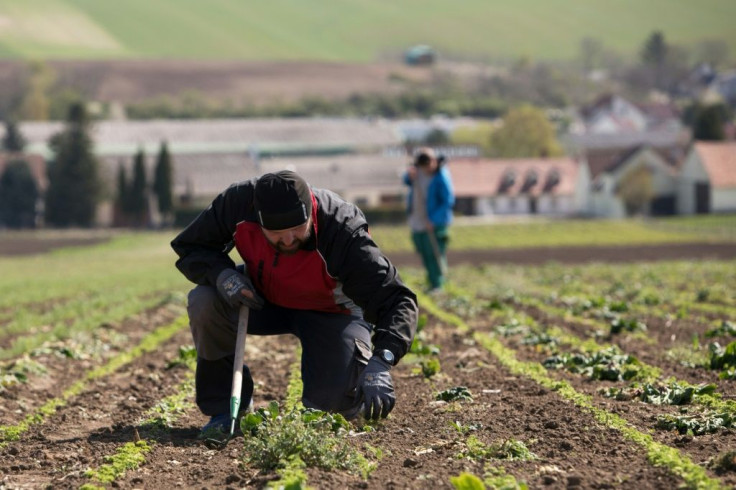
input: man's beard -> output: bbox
[267,229,311,255]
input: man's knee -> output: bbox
[187,285,237,360]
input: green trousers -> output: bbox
[411,225,448,290]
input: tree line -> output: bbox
[0,102,173,229]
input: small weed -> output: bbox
[418,358,441,378]
[708,450,736,474]
[457,436,536,461]
[0,357,47,390]
[241,402,368,475]
[436,386,473,402]
[609,318,646,335]
[166,345,197,369]
[450,421,482,435]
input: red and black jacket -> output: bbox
[171,178,418,361]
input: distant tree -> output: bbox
[153,141,174,221]
[0,159,39,228]
[692,103,729,141]
[617,166,654,216]
[45,102,102,227]
[19,60,55,121]
[422,128,450,146]
[640,31,668,89]
[129,148,148,226]
[115,161,130,225]
[489,105,564,158]
[451,122,495,156]
[2,120,26,152]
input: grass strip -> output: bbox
[81,441,153,487]
[0,315,188,448]
[416,290,725,489]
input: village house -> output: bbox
[450,157,590,217]
[572,94,682,134]
[678,142,736,214]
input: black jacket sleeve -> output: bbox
[317,190,418,361]
[171,181,255,286]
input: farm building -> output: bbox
[678,142,736,214]
[588,145,682,218]
[450,157,590,217]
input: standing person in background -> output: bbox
[403,147,455,292]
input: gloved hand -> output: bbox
[216,269,264,310]
[357,356,395,420]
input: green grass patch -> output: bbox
[2,1,735,61]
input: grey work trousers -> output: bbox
[187,285,372,418]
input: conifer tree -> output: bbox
[129,148,148,226]
[3,119,26,152]
[45,102,102,227]
[115,160,129,224]
[153,141,174,221]
[0,159,38,228]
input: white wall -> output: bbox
[677,149,710,214]
[713,189,736,212]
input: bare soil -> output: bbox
[2,242,736,488]
[0,60,434,105]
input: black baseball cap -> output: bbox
[254,170,312,230]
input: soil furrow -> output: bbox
[0,303,185,428]
[0,323,194,488]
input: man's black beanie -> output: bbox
[254,170,312,230]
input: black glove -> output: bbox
[216,269,264,310]
[357,356,395,420]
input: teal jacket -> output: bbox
[403,163,455,227]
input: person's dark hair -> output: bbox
[254,170,312,230]
[414,147,436,167]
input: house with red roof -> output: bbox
[678,142,736,214]
[450,157,590,217]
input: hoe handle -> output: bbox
[229,306,249,429]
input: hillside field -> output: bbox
[0,0,734,62]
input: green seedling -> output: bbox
[521,332,558,347]
[709,341,736,371]
[436,386,473,402]
[609,318,647,335]
[417,358,441,378]
[543,347,644,381]
[705,321,736,339]
[602,382,716,405]
[656,411,734,436]
[450,472,485,490]
[494,319,530,337]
